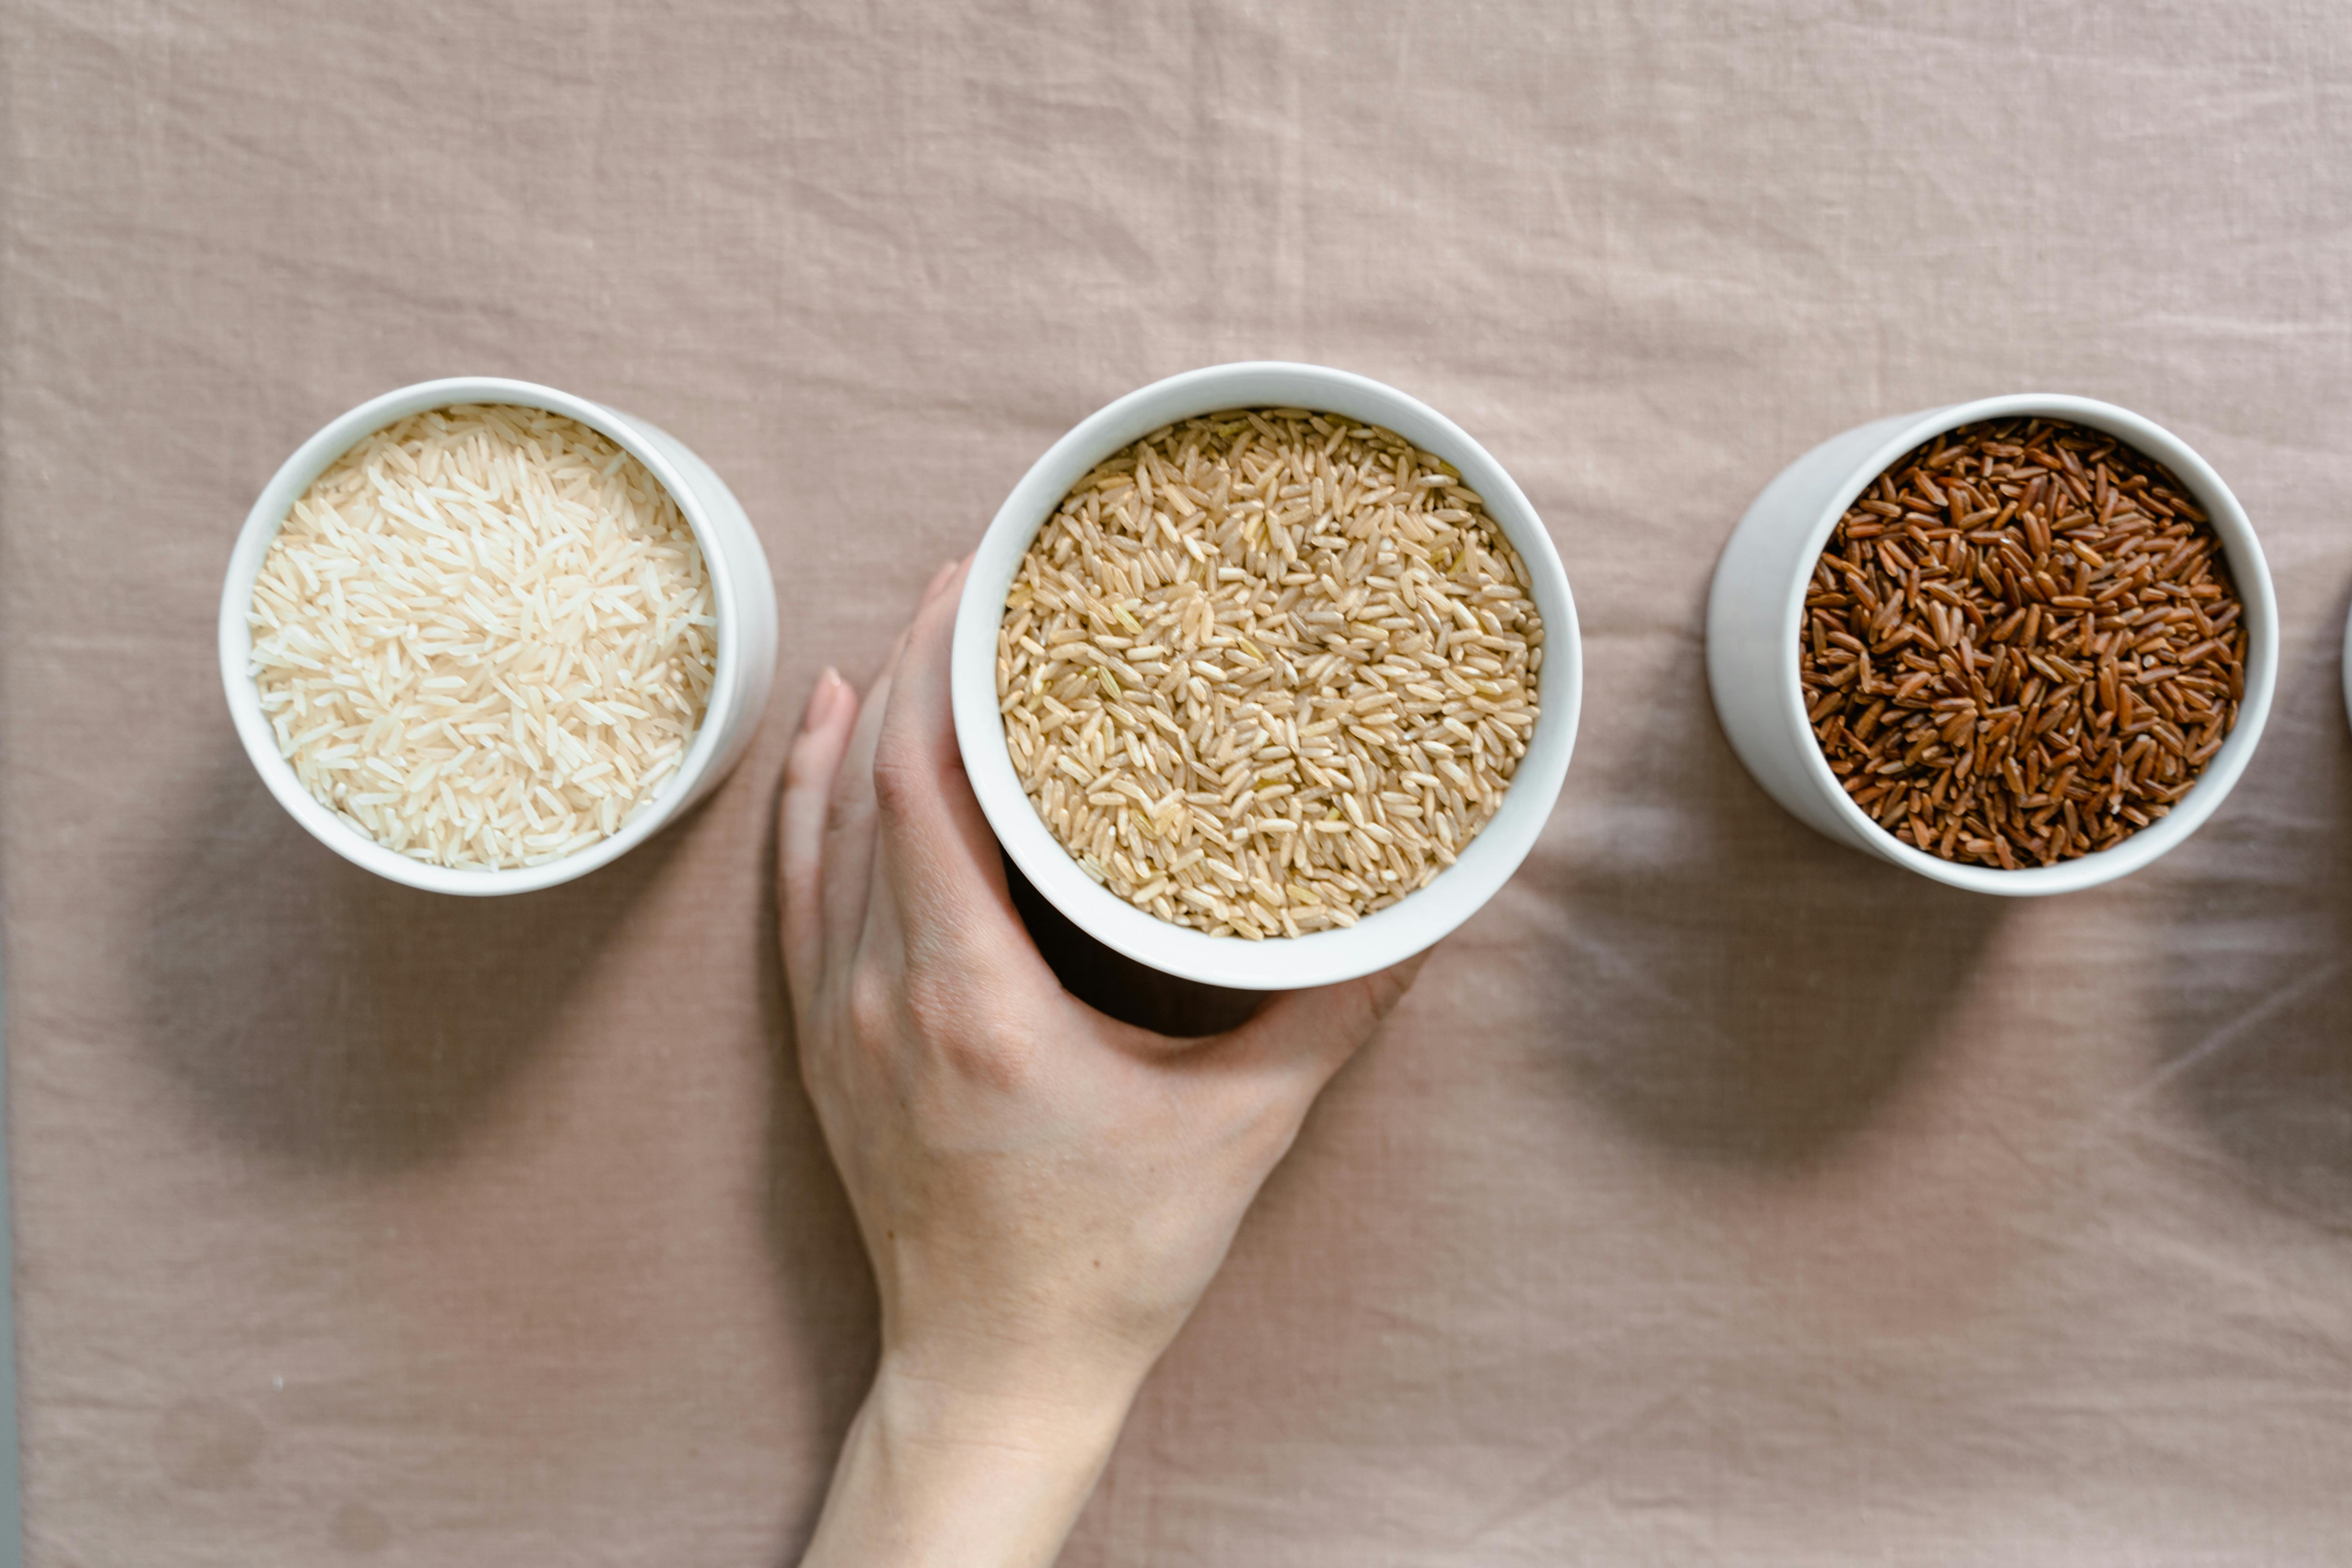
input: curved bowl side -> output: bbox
[951,363,1581,989]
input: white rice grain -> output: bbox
[249,404,716,869]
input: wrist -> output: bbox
[875,1343,1140,1445]
[876,1316,1156,1434]
[797,1355,1138,1568]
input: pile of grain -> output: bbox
[1801,417,2245,867]
[248,405,716,869]
[998,409,1543,939]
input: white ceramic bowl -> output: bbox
[2342,588,2352,740]
[218,376,778,895]
[1706,393,2276,896]
[950,362,1582,990]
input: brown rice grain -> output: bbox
[1800,417,2243,869]
[999,410,1542,935]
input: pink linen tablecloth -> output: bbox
[5,3,2350,1562]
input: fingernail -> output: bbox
[920,558,957,604]
[802,666,845,730]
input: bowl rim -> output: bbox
[2342,574,2352,740]
[949,360,1583,989]
[216,376,746,896]
[1775,392,2279,895]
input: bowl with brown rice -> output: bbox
[1706,394,2277,895]
[219,377,777,894]
[951,363,1581,990]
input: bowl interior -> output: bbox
[1780,394,2278,895]
[218,377,742,896]
[952,362,1582,989]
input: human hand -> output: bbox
[780,558,1425,1567]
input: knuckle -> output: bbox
[781,734,828,794]
[822,785,864,838]
[869,743,928,825]
[939,1020,1035,1093]
[903,969,1032,1090]
[1301,986,1381,1060]
[1356,964,1419,1031]
[844,967,900,1047]
[839,931,1036,1094]
[899,963,954,1029]
[1224,1079,1307,1166]
[1254,1102,1308,1165]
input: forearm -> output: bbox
[797,1358,1137,1568]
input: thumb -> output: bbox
[1215,949,1431,1092]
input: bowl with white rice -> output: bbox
[219,377,776,894]
[951,362,1581,991]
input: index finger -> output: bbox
[866,557,1030,965]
